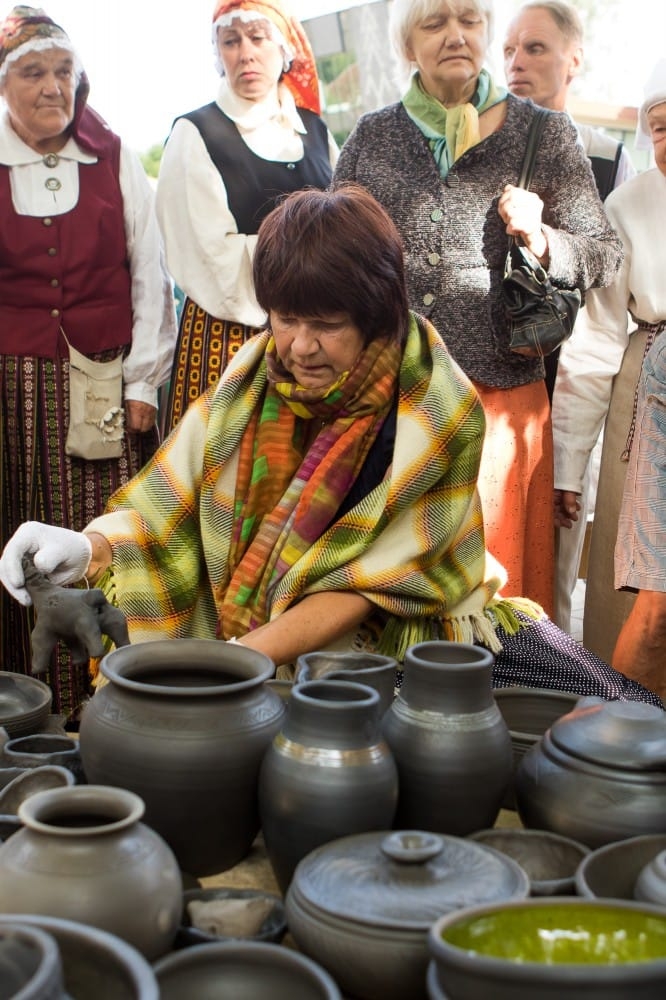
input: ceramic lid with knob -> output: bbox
[548,699,666,772]
[287,830,530,930]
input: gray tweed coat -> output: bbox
[333,94,623,388]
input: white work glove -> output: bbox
[0,521,93,606]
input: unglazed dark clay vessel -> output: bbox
[285,829,530,1000]
[427,897,666,1000]
[493,686,581,809]
[78,639,284,877]
[2,733,85,783]
[0,671,52,737]
[258,680,398,893]
[469,828,589,896]
[515,699,666,848]
[296,651,397,717]
[576,835,666,902]
[0,784,182,960]
[0,922,63,1000]
[154,940,341,1000]
[0,914,159,1000]
[382,641,512,835]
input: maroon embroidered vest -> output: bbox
[0,106,132,358]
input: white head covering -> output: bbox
[636,58,666,150]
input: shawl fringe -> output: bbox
[377,596,542,662]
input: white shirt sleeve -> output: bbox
[552,170,666,493]
[155,117,265,327]
[552,201,632,493]
[119,143,178,407]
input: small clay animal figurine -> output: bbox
[22,555,130,674]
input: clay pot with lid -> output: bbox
[78,639,285,877]
[285,829,530,1000]
[515,699,666,847]
[382,641,512,835]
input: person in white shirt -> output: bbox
[503,0,635,633]
[552,82,666,671]
[0,5,176,719]
[156,0,338,434]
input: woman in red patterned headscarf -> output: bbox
[157,0,337,434]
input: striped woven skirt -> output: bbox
[161,298,262,435]
[0,351,159,720]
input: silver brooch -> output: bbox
[45,177,62,192]
[43,153,60,168]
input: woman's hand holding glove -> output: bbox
[0,522,92,606]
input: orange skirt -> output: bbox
[473,380,554,616]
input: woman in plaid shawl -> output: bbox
[0,186,661,706]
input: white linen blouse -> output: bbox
[0,109,177,408]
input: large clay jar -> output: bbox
[382,641,512,835]
[78,639,284,877]
[258,680,398,893]
[515,699,666,848]
[0,784,182,960]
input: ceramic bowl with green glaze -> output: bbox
[427,898,666,999]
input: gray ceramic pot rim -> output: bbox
[428,897,666,984]
[405,641,494,670]
[468,829,590,890]
[0,913,159,999]
[295,651,397,683]
[492,686,581,740]
[575,834,666,898]
[99,639,276,695]
[17,784,145,835]
[0,921,62,997]
[0,670,52,730]
[292,679,380,709]
[153,939,341,998]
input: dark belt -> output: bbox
[621,319,666,461]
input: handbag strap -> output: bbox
[507,108,551,260]
[516,108,550,191]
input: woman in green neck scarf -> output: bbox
[333,0,622,624]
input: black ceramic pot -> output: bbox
[383,641,512,835]
[258,680,398,893]
[78,639,285,877]
[515,699,666,847]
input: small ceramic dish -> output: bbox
[0,671,52,739]
[576,834,666,902]
[176,887,287,947]
[469,828,589,895]
[154,940,340,1000]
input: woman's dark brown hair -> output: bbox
[253,184,410,345]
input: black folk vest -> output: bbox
[178,102,333,234]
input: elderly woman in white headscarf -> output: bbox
[0,4,176,718]
[156,0,338,434]
[552,68,666,691]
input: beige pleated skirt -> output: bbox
[583,328,649,663]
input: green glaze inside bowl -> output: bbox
[441,904,666,964]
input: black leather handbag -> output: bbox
[503,109,581,359]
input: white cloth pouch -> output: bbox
[64,335,125,460]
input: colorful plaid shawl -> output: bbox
[88,314,531,661]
